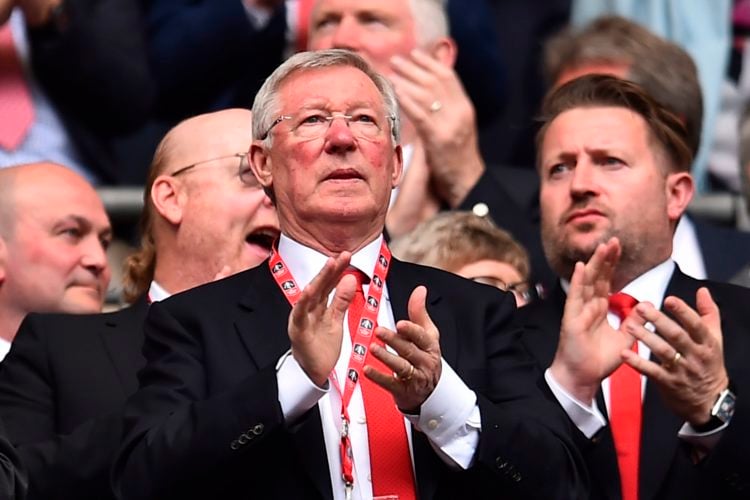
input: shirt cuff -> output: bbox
[405,358,480,469]
[678,420,728,452]
[545,368,606,438]
[276,350,328,423]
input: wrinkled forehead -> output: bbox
[276,65,387,112]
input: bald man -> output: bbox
[0,163,112,358]
[0,109,279,500]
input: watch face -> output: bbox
[714,390,737,423]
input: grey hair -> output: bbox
[410,0,449,44]
[252,49,401,145]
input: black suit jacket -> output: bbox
[0,299,148,499]
[113,259,587,499]
[0,417,26,500]
[518,268,750,499]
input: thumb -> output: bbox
[696,287,721,328]
[407,286,434,331]
[330,273,358,324]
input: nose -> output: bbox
[330,17,363,51]
[323,116,357,154]
[569,160,599,199]
[80,236,110,278]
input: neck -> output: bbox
[0,302,24,344]
[153,243,211,296]
[283,222,383,257]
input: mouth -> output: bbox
[566,208,605,224]
[324,168,364,181]
[245,226,280,253]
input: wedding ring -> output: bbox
[429,100,443,113]
[396,364,415,382]
[664,351,682,370]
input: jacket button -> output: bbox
[238,434,249,445]
[495,458,508,470]
[230,440,240,450]
[512,472,522,482]
[252,423,265,435]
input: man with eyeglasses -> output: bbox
[0,108,279,500]
[113,49,586,500]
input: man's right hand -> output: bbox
[552,237,636,404]
[288,252,356,387]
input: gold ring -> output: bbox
[664,351,682,370]
[429,100,443,113]
[397,364,415,382]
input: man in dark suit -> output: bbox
[0,417,25,500]
[518,74,749,500]
[0,109,279,499]
[112,49,588,500]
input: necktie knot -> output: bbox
[609,292,638,321]
[342,268,368,289]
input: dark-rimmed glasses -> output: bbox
[260,111,394,140]
[170,152,260,188]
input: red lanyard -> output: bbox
[268,240,391,496]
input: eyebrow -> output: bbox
[58,215,113,239]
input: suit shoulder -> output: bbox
[158,265,269,310]
[391,259,509,302]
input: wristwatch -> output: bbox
[693,383,737,433]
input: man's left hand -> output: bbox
[364,285,442,412]
[622,287,729,427]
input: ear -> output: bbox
[665,171,694,223]
[151,175,185,225]
[428,36,457,67]
[250,141,274,190]
[391,144,404,189]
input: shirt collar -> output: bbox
[148,281,171,303]
[561,258,675,308]
[277,233,385,289]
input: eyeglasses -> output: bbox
[170,152,260,188]
[468,276,536,303]
[260,111,393,140]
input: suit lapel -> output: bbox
[639,268,697,500]
[235,264,331,499]
[386,259,447,499]
[99,297,150,396]
[235,266,293,371]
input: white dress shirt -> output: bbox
[0,337,11,362]
[546,259,727,447]
[274,233,480,500]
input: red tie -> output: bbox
[608,292,641,500]
[345,269,417,500]
[0,22,34,150]
[295,0,315,52]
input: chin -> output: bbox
[62,289,105,313]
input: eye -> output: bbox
[312,14,340,32]
[298,113,328,126]
[602,156,625,167]
[358,13,389,28]
[351,112,377,125]
[100,235,112,251]
[60,226,83,240]
[547,163,570,178]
